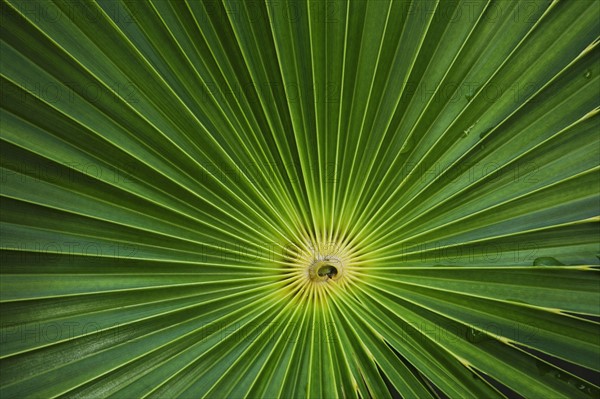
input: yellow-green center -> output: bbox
[308,258,344,283]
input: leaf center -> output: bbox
[309,258,344,283]
[317,264,338,278]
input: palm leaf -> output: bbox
[1,0,599,398]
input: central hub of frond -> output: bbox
[280,235,357,296]
[308,258,343,282]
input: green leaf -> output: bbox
[1,0,599,398]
